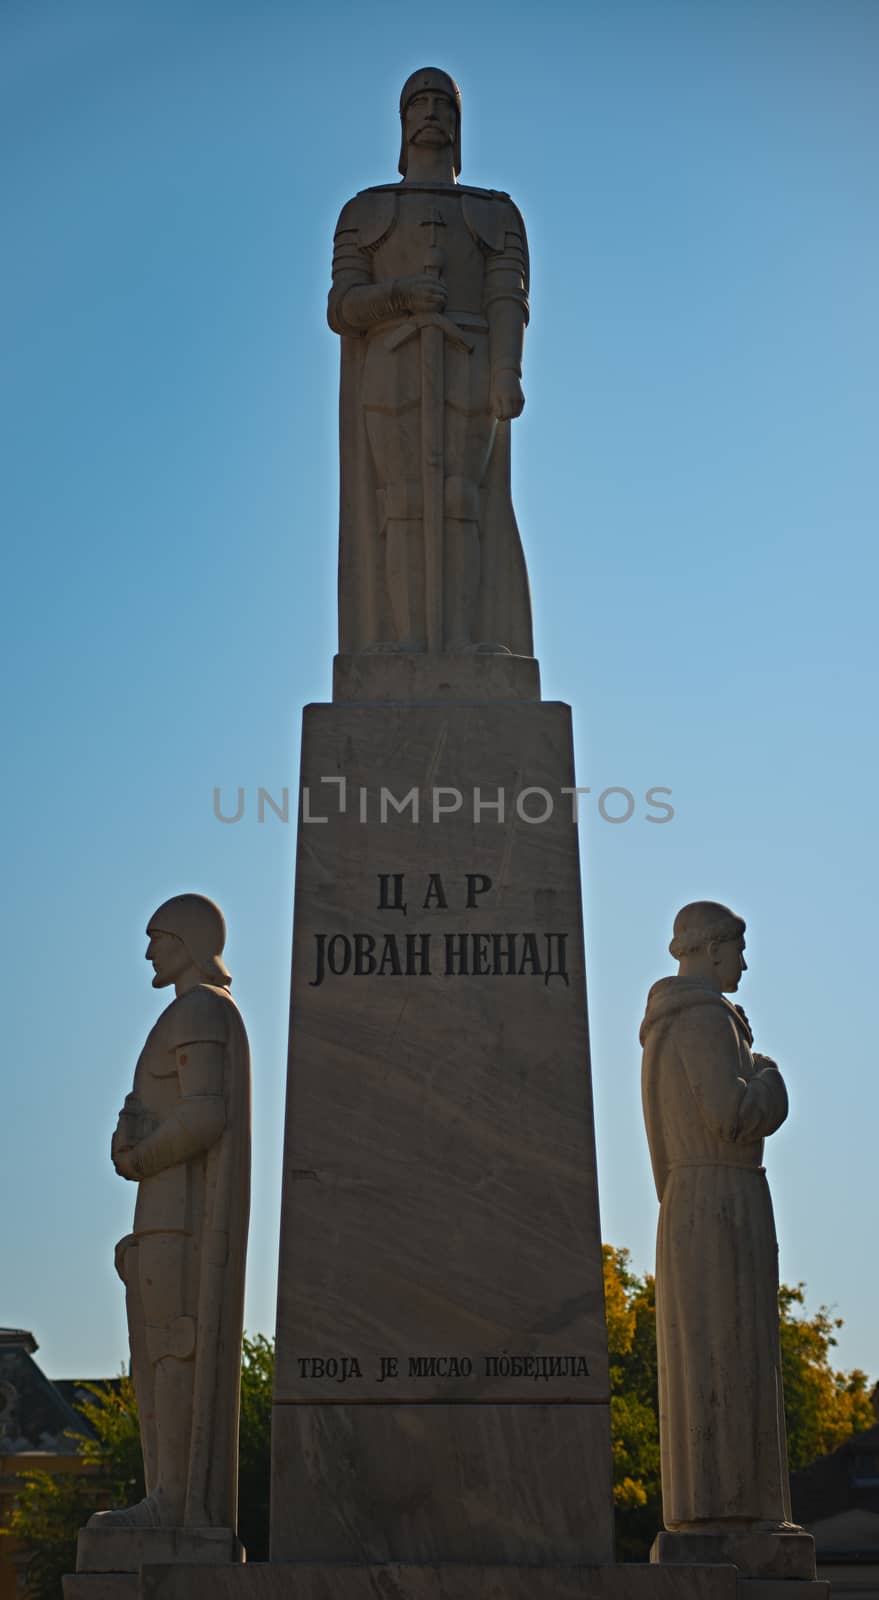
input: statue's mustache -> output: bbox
[411,124,450,142]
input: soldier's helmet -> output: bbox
[398,67,462,178]
[147,893,231,987]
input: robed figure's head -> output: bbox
[670,900,748,993]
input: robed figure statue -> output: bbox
[640,902,815,1581]
[329,67,533,656]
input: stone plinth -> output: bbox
[64,1528,244,1599]
[272,697,612,1564]
[332,652,540,704]
[76,1563,835,1599]
[652,1530,816,1583]
[139,1563,740,1600]
[63,1579,140,1600]
[739,1584,830,1600]
[73,1526,243,1574]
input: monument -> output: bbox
[267,68,733,1600]
[641,902,822,1589]
[66,895,251,1592]
[271,66,616,1577]
[64,66,826,1600]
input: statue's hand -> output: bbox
[114,1234,137,1282]
[491,370,525,420]
[396,274,448,314]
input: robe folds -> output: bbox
[640,977,791,1529]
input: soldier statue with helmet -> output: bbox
[84,893,251,1550]
[329,67,534,657]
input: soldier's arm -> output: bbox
[327,195,445,334]
[677,1009,789,1145]
[485,206,529,419]
[125,1043,226,1180]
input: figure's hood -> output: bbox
[639,976,752,1047]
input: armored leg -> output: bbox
[111,1234,159,1501]
[89,1232,196,1530]
[385,517,426,649]
[443,518,480,649]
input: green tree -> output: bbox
[236,1332,273,1559]
[779,1284,874,1470]
[1,1374,142,1600]
[2,1337,273,1599]
[602,1246,874,1561]
[604,1245,662,1560]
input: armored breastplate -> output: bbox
[372,191,487,319]
[131,1001,191,1236]
[132,1005,183,1121]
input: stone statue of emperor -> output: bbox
[328,67,533,657]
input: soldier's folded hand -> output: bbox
[397,274,448,313]
[113,1234,136,1281]
[491,370,525,420]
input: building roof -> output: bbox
[0,1329,95,1455]
[0,1329,38,1355]
[792,1390,879,1563]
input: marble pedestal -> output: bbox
[62,1527,244,1599]
[652,1530,817,1583]
[652,1530,827,1599]
[139,1563,739,1599]
[67,1565,832,1600]
[272,689,613,1565]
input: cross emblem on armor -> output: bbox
[419,206,447,251]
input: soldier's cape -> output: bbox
[332,182,534,656]
[170,984,251,1529]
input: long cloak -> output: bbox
[333,183,534,656]
[132,983,251,1530]
[182,985,251,1529]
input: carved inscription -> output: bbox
[296,1353,591,1384]
[310,874,572,988]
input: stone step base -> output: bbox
[652,1531,817,1583]
[66,1561,740,1600]
[740,1583,830,1599]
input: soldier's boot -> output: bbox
[89,1355,195,1529]
[386,517,426,649]
[148,1353,195,1525]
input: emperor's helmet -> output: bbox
[398,67,462,178]
[146,893,231,987]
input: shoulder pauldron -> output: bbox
[334,189,397,253]
[461,192,519,254]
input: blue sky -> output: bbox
[3,0,877,1385]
